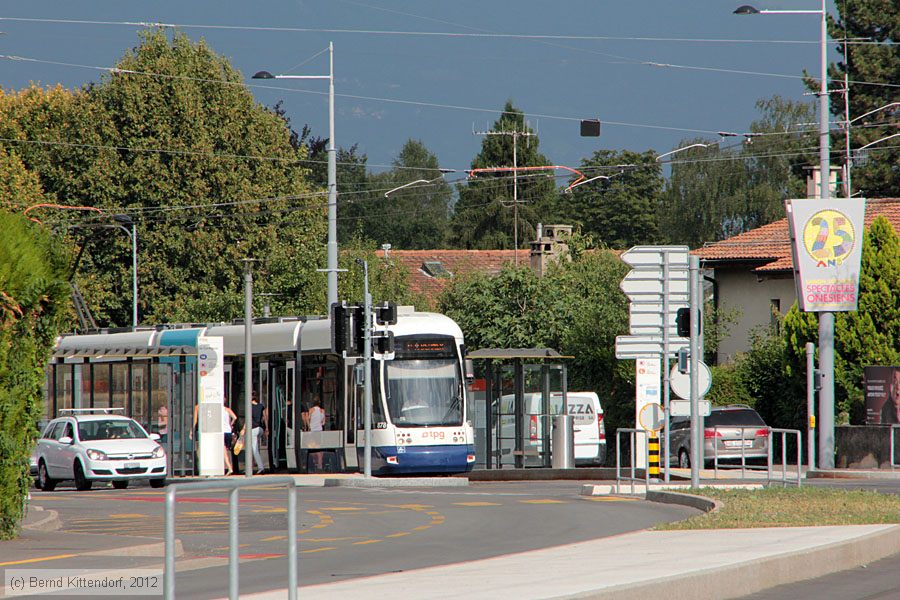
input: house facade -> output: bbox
[694,198,900,364]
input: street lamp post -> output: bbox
[112,214,138,328]
[736,0,835,468]
[254,42,338,308]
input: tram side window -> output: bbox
[300,360,341,432]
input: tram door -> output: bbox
[267,361,296,471]
[343,361,359,469]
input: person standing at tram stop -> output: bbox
[882,369,900,425]
[157,404,168,444]
[309,396,326,471]
[251,391,268,474]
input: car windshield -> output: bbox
[384,358,463,427]
[706,409,766,427]
[78,419,147,441]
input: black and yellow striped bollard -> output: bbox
[648,434,660,479]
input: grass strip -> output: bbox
[655,486,900,530]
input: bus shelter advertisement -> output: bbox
[865,366,900,425]
[786,198,867,312]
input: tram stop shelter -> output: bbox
[467,348,571,469]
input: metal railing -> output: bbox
[616,428,650,495]
[711,425,769,480]
[768,428,802,487]
[891,425,900,470]
[165,477,297,600]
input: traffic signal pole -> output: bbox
[356,259,373,478]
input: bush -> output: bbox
[0,211,68,539]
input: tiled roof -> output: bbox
[693,198,900,273]
[390,249,529,302]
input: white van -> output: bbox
[496,391,606,467]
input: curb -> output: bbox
[21,506,61,532]
[808,469,900,480]
[644,490,721,514]
[324,477,469,488]
[593,525,900,600]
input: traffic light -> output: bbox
[330,302,353,355]
[676,307,690,338]
[375,301,397,325]
[351,305,365,356]
[374,331,395,355]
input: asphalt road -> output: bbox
[12,479,697,599]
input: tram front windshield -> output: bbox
[385,358,462,427]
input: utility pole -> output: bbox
[473,126,535,264]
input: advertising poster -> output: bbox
[634,358,661,468]
[865,366,900,425]
[786,198,867,312]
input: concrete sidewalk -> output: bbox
[245,524,900,600]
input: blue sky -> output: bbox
[1,1,833,176]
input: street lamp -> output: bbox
[736,0,835,469]
[655,143,718,162]
[112,214,138,328]
[383,169,454,198]
[254,42,338,308]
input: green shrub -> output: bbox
[0,210,68,539]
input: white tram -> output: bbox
[45,307,475,476]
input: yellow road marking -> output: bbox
[412,525,431,531]
[322,507,366,511]
[385,532,410,538]
[296,529,310,534]
[425,511,441,515]
[352,539,382,545]
[305,536,362,542]
[584,496,639,502]
[453,501,501,507]
[306,510,323,515]
[301,547,336,554]
[107,513,145,519]
[183,511,224,516]
[384,504,432,510]
[312,524,330,529]
[251,508,286,514]
[519,499,566,504]
[261,535,287,542]
[0,554,77,567]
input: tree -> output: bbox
[3,30,328,324]
[662,97,816,247]
[450,101,557,249]
[827,0,900,197]
[556,149,662,248]
[0,210,69,538]
[438,244,635,437]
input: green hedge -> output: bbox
[0,211,68,539]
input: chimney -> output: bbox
[805,166,843,199]
[530,224,573,276]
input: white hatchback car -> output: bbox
[33,409,166,491]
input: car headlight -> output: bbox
[152,445,166,458]
[86,449,108,461]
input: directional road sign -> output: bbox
[629,307,687,338]
[615,335,689,359]
[670,399,711,417]
[620,245,690,270]
[620,270,690,299]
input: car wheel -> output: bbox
[73,461,92,491]
[38,462,57,492]
[149,478,166,489]
[678,449,691,469]
[112,480,129,490]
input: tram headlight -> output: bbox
[86,449,108,461]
